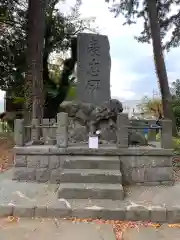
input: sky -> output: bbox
[60,0,180,102]
[0,0,179,113]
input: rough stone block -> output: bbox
[161,181,174,186]
[77,33,111,104]
[136,181,173,186]
[71,208,125,220]
[131,168,145,183]
[146,167,173,182]
[150,206,167,223]
[36,168,50,182]
[152,156,172,167]
[14,155,27,167]
[26,155,49,168]
[0,205,13,217]
[136,181,161,186]
[14,146,50,154]
[14,205,35,217]
[58,183,124,200]
[13,167,36,181]
[49,155,60,169]
[40,156,49,168]
[101,208,125,220]
[167,206,180,223]
[56,130,68,148]
[71,209,101,219]
[126,206,150,221]
[59,156,67,168]
[46,206,72,218]
[14,119,24,146]
[50,168,63,183]
[121,156,172,168]
[27,156,40,168]
[34,206,47,217]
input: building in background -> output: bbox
[122,100,156,119]
[122,100,141,118]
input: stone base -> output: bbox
[1,169,179,222]
[121,155,173,185]
[13,146,173,186]
[0,200,180,223]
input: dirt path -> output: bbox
[0,134,14,171]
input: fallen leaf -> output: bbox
[6,216,19,223]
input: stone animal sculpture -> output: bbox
[61,99,124,143]
[89,99,123,134]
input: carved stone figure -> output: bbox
[61,99,123,143]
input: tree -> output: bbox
[105,0,177,136]
[139,96,163,118]
[146,0,176,135]
[25,0,46,126]
[0,0,96,118]
[171,79,180,98]
[140,93,180,130]
[171,79,180,129]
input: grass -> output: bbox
[172,137,180,155]
[0,120,12,133]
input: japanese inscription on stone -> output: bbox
[77,33,111,105]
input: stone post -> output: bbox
[116,113,129,148]
[14,119,24,146]
[31,118,40,142]
[56,112,68,148]
[161,119,172,149]
[148,120,157,141]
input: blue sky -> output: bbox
[62,0,180,101]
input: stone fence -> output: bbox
[14,113,172,149]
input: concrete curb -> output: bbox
[1,204,180,223]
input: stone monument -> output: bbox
[61,33,146,145]
[77,33,111,104]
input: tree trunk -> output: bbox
[25,0,46,140]
[147,0,177,137]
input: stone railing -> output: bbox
[116,113,172,149]
[14,112,68,147]
[14,112,172,149]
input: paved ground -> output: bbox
[1,218,180,240]
[1,169,180,208]
[0,218,116,240]
[123,224,180,240]
[0,169,60,207]
[1,170,180,239]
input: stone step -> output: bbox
[63,156,120,170]
[67,199,126,220]
[58,183,124,200]
[60,169,122,184]
[0,199,174,222]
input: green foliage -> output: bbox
[105,0,180,51]
[0,0,96,96]
[140,87,180,129]
[0,0,26,94]
[12,96,24,104]
[172,137,180,155]
[156,134,180,154]
[156,132,161,141]
[139,96,162,117]
[66,85,77,100]
[171,79,180,98]
[171,79,180,129]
